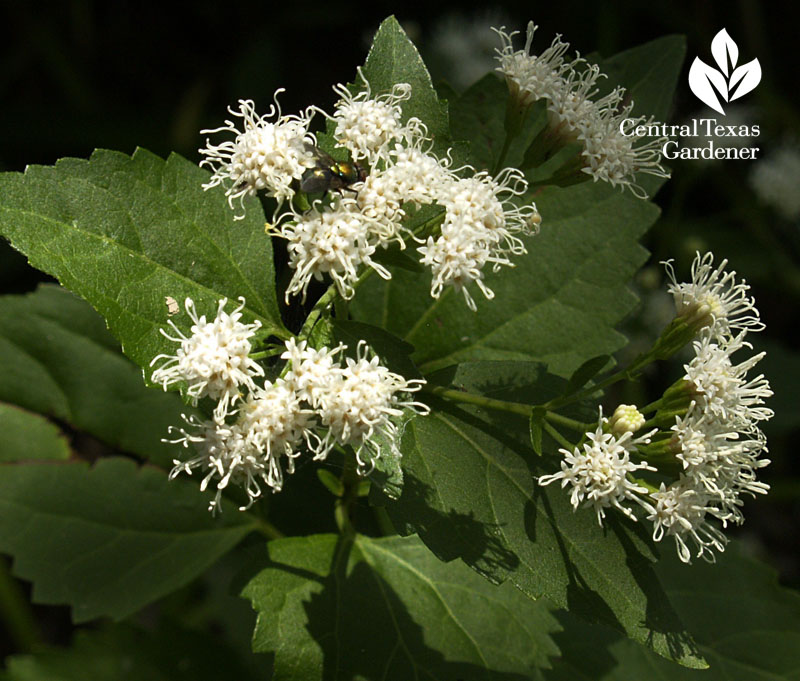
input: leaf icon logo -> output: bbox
[688,28,761,114]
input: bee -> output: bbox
[300,144,367,195]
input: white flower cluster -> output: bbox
[200,71,541,311]
[538,408,657,526]
[494,22,670,198]
[538,252,772,563]
[199,92,317,217]
[151,298,426,511]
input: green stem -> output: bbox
[543,421,574,450]
[426,386,531,417]
[544,411,593,433]
[373,506,397,536]
[249,347,285,361]
[493,132,515,175]
[0,556,42,652]
[335,455,360,538]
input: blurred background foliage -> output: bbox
[1,0,798,667]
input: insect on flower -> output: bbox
[299,144,367,195]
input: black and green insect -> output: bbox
[300,144,367,195]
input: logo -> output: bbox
[689,29,761,115]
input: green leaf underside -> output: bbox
[0,458,254,622]
[0,622,260,681]
[382,362,704,668]
[351,181,657,378]
[546,542,800,680]
[0,403,70,462]
[0,286,190,468]
[0,148,286,377]
[243,532,560,681]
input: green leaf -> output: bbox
[1,622,261,681]
[351,181,657,378]
[381,362,704,668]
[450,75,547,171]
[0,457,255,622]
[563,354,612,396]
[363,16,451,157]
[0,403,69,462]
[0,148,287,377]
[243,532,560,681]
[316,469,344,497]
[0,285,190,468]
[546,542,799,680]
[597,36,687,122]
[331,319,420,378]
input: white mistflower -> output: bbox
[577,100,670,198]
[167,416,261,512]
[670,405,770,501]
[546,63,605,139]
[663,251,763,339]
[493,22,575,107]
[354,167,411,244]
[280,197,391,302]
[538,411,657,525]
[150,297,264,421]
[315,341,428,472]
[236,379,320,488]
[331,69,425,165]
[642,479,727,563]
[281,338,345,408]
[749,144,800,220]
[442,168,540,256]
[418,230,498,311]
[199,93,316,218]
[684,332,774,429]
[385,141,456,206]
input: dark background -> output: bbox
[1,0,799,648]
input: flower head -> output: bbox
[331,69,425,165]
[684,332,774,429]
[494,22,575,108]
[538,411,656,525]
[150,297,263,421]
[642,478,727,563]
[199,92,317,218]
[664,251,763,339]
[314,341,428,471]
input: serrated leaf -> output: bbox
[243,532,560,681]
[0,403,69,462]
[351,181,657,379]
[382,362,704,668]
[0,285,190,468]
[363,16,451,157]
[1,622,261,681]
[0,148,287,377]
[0,457,255,622]
[545,542,799,680]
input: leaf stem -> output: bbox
[426,385,531,416]
[0,556,42,653]
[335,454,360,538]
[544,411,593,433]
[542,421,574,450]
[251,516,285,541]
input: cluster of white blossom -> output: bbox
[494,22,669,198]
[539,252,772,563]
[151,298,426,511]
[199,70,541,311]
